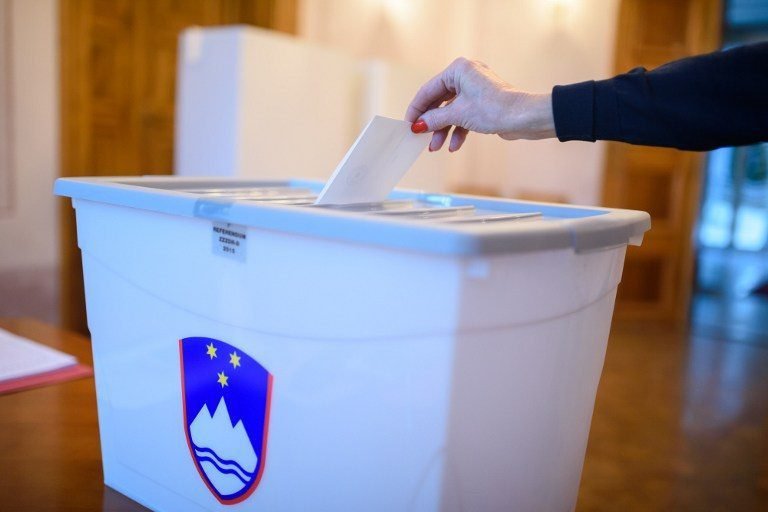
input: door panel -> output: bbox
[606,0,721,324]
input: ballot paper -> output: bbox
[0,327,78,381]
[316,115,430,205]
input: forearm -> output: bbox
[501,92,557,140]
[552,42,768,151]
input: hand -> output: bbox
[405,57,556,152]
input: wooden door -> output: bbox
[605,0,722,325]
[59,0,296,333]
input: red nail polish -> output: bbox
[412,120,428,133]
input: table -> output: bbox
[0,318,147,511]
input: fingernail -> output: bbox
[411,120,428,133]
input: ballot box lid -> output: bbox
[55,177,651,256]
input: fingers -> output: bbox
[427,96,455,150]
[405,72,455,123]
[417,100,463,133]
[429,126,451,151]
[428,126,469,153]
[405,58,466,123]
[449,127,469,152]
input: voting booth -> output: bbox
[56,176,649,512]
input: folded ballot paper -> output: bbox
[316,116,430,205]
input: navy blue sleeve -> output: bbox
[551,42,768,151]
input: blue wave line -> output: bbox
[192,443,255,477]
[197,456,250,485]
[194,448,251,481]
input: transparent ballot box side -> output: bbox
[55,176,649,512]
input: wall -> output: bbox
[298,0,619,205]
[473,0,619,204]
[0,0,59,322]
[299,0,477,74]
[176,26,364,183]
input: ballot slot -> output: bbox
[180,187,315,199]
[259,199,317,205]
[440,212,543,224]
[312,200,416,213]
[182,186,317,205]
[313,200,477,221]
[312,201,544,223]
[373,205,476,219]
[239,195,316,202]
[180,185,546,224]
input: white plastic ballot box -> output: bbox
[55,177,650,512]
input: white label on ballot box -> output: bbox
[212,222,247,262]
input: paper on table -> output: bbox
[0,327,78,382]
[315,115,430,205]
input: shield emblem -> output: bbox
[179,337,273,504]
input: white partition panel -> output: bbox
[175,26,362,181]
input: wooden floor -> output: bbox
[577,320,768,511]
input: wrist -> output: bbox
[501,92,556,140]
[520,93,556,139]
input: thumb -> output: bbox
[417,102,462,133]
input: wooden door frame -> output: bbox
[605,0,722,326]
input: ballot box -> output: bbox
[55,177,650,512]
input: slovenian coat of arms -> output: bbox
[179,337,273,504]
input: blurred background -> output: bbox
[0,0,766,510]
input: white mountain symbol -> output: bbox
[190,397,258,497]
